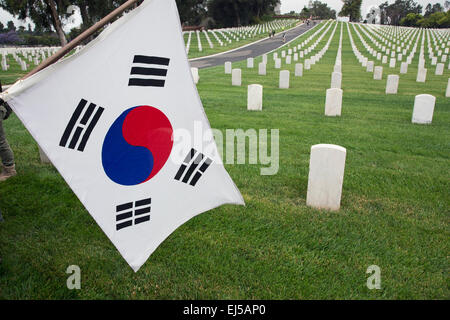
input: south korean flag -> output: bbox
[2,0,244,271]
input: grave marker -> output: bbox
[248,84,263,111]
[306,144,346,211]
[386,74,399,94]
[325,88,343,116]
[232,69,242,86]
[412,94,435,124]
[279,70,290,89]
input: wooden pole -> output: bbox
[21,0,141,80]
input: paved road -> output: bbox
[189,22,318,69]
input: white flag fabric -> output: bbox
[2,0,244,271]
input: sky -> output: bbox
[0,0,448,31]
[0,6,82,32]
[279,0,447,16]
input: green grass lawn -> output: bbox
[0,22,449,299]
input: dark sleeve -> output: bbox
[0,99,12,120]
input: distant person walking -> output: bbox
[282,32,286,43]
[0,82,16,182]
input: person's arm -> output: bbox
[1,102,12,120]
[0,82,12,120]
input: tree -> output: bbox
[0,0,69,46]
[307,1,336,20]
[175,0,207,25]
[339,0,362,22]
[6,20,15,31]
[400,12,422,26]
[207,0,280,28]
[379,1,389,24]
[378,0,422,26]
[420,10,450,28]
[71,0,207,29]
[70,0,129,30]
[299,6,311,19]
[0,22,4,33]
[366,6,381,24]
[424,3,443,17]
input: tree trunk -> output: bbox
[46,0,67,46]
[232,1,241,26]
[79,1,91,27]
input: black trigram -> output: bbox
[116,197,151,231]
[128,55,170,87]
[59,99,104,152]
[174,148,212,186]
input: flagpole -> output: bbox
[21,0,141,80]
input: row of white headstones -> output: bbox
[192,21,449,211]
[184,19,297,54]
[348,22,450,123]
[352,23,449,78]
[0,46,62,72]
[190,20,332,85]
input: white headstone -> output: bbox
[275,58,281,69]
[304,59,311,70]
[306,144,346,211]
[191,67,199,84]
[279,70,290,89]
[232,69,242,86]
[366,61,374,72]
[362,58,368,67]
[446,78,450,98]
[400,62,408,74]
[331,72,342,89]
[286,56,292,64]
[386,74,399,94]
[412,94,435,124]
[325,88,343,116]
[247,57,254,68]
[416,68,427,82]
[373,66,383,80]
[258,62,266,75]
[247,84,263,111]
[334,64,341,73]
[262,54,267,64]
[225,61,232,74]
[435,63,444,75]
[431,57,437,65]
[389,58,396,68]
[418,58,425,69]
[295,63,303,77]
